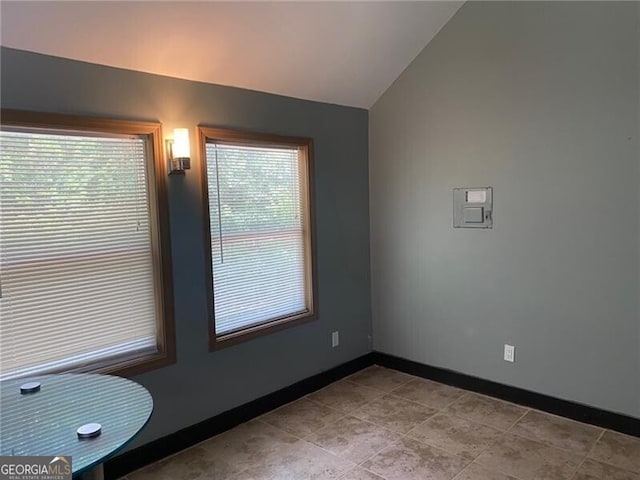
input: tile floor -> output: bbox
[123,365,640,480]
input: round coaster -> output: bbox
[20,381,41,394]
[77,423,102,439]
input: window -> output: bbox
[0,110,175,379]
[199,127,316,348]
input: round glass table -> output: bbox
[0,373,153,479]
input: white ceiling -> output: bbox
[0,1,462,109]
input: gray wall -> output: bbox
[370,1,640,418]
[0,47,372,446]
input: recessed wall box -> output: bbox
[454,187,493,228]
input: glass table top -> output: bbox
[0,373,153,476]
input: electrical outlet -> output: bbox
[504,344,515,363]
[331,331,339,348]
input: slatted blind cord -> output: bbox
[213,143,225,264]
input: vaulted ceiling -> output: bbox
[0,1,462,108]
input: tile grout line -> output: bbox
[376,370,607,480]
[273,384,411,466]
[241,415,361,478]
[474,419,598,480]
[466,458,528,480]
[471,456,528,480]
[258,412,369,474]
[403,406,509,463]
[501,407,616,461]
[387,366,623,437]
[302,398,410,471]
[226,466,249,480]
[364,413,478,477]
[437,391,469,411]
[307,407,399,480]
[125,425,228,479]
[347,374,450,468]
[354,437,405,469]
[449,461,522,480]
[577,429,640,476]
[504,426,604,460]
[313,375,529,475]
[567,429,606,480]
[347,365,417,392]
[506,408,531,431]
[449,464,470,480]
[388,384,467,413]
[434,394,521,431]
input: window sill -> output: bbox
[209,310,317,351]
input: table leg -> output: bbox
[79,464,104,480]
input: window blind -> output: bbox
[205,143,308,336]
[0,129,158,380]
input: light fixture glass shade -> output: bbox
[172,128,190,158]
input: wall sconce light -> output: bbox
[167,128,191,175]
